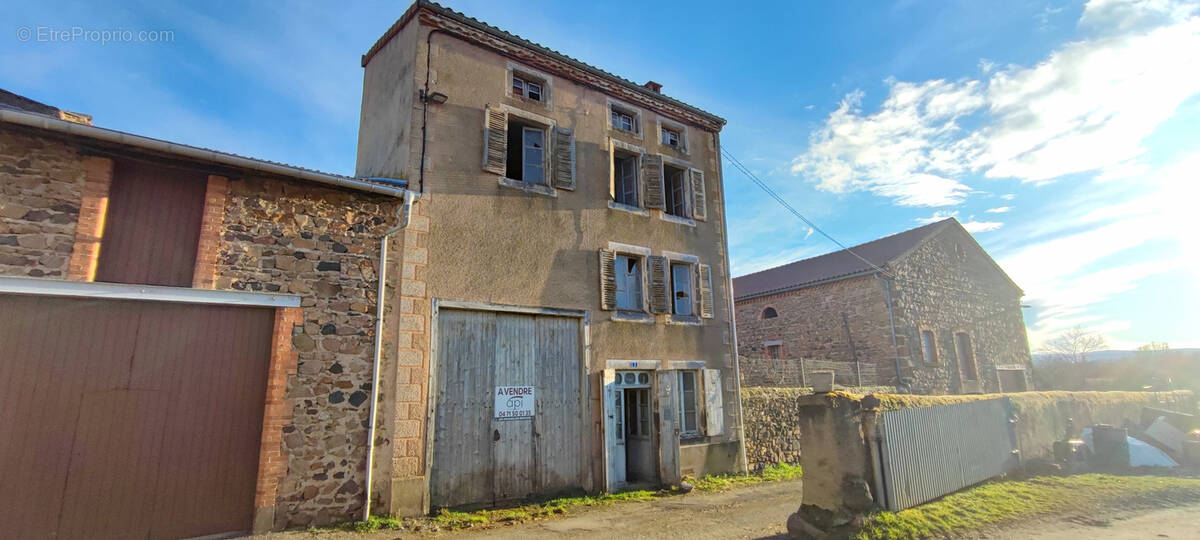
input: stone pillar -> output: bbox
[786,393,879,539]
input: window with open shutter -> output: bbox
[690,169,706,221]
[702,369,725,436]
[697,264,714,319]
[552,126,575,190]
[648,255,669,314]
[641,154,664,210]
[599,249,617,310]
[483,106,508,174]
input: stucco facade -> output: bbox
[735,220,1033,395]
[356,1,743,516]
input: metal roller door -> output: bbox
[430,307,584,509]
[0,293,275,540]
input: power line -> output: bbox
[720,147,1015,303]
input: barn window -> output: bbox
[762,307,778,319]
[920,330,939,365]
[765,343,782,360]
[95,159,207,287]
[955,332,978,380]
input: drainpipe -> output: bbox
[363,189,418,521]
[715,131,750,474]
[875,273,908,393]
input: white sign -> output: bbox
[494,386,535,419]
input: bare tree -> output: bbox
[1137,342,1170,352]
[1040,326,1108,364]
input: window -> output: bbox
[663,164,688,217]
[613,151,639,207]
[615,254,643,311]
[662,127,682,149]
[512,73,543,101]
[505,120,546,184]
[610,104,639,134]
[670,262,693,316]
[920,330,938,365]
[762,307,778,319]
[679,371,701,436]
[765,344,782,360]
[955,332,978,381]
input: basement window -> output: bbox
[505,120,547,185]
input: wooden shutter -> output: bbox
[648,255,669,314]
[656,371,681,485]
[482,105,508,174]
[642,154,664,209]
[599,249,617,311]
[697,264,714,319]
[703,369,725,436]
[690,169,707,221]
[552,126,575,190]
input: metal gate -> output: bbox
[0,293,275,539]
[874,398,1017,511]
[430,305,585,509]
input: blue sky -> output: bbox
[4,0,1198,349]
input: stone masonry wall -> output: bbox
[735,275,898,388]
[740,356,881,388]
[741,387,805,472]
[888,225,1032,395]
[214,175,400,528]
[0,129,84,278]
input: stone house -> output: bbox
[0,0,743,536]
[0,93,412,536]
[733,218,1033,395]
[356,0,744,517]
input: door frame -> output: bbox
[425,299,591,505]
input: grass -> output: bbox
[856,474,1200,540]
[322,464,802,534]
[691,463,803,491]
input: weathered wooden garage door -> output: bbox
[431,308,583,509]
[0,294,275,540]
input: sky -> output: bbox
[3,0,1198,350]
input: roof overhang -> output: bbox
[0,108,408,198]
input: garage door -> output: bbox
[0,294,275,540]
[430,308,584,509]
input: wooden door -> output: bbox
[656,371,681,486]
[431,308,583,509]
[0,294,274,540]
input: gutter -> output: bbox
[0,108,406,198]
[363,189,419,521]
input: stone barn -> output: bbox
[733,218,1033,395]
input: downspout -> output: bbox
[876,273,907,392]
[363,189,418,521]
[715,132,750,474]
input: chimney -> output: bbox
[643,81,663,93]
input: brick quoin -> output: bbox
[253,306,302,533]
[66,156,113,281]
[192,175,229,288]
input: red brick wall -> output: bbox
[192,174,229,288]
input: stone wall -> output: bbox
[740,356,881,388]
[888,225,1032,394]
[214,175,400,528]
[741,387,805,472]
[0,129,84,278]
[735,275,897,387]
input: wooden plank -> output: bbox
[534,315,582,494]
[656,371,681,486]
[492,313,536,503]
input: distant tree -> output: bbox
[1137,342,1170,352]
[1039,326,1109,364]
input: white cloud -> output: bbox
[962,220,1004,233]
[985,206,1011,213]
[915,210,959,224]
[792,0,1200,205]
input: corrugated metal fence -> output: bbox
[873,398,1018,511]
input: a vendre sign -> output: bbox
[494,386,535,419]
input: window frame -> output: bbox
[609,138,647,214]
[663,163,689,218]
[496,105,557,197]
[954,331,979,381]
[612,150,640,208]
[662,250,700,324]
[920,329,939,365]
[607,99,643,138]
[614,253,645,312]
[678,370,702,438]
[669,261,694,317]
[505,62,553,108]
[761,307,778,319]
[657,118,689,154]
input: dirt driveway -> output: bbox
[266,479,802,540]
[986,504,1200,539]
